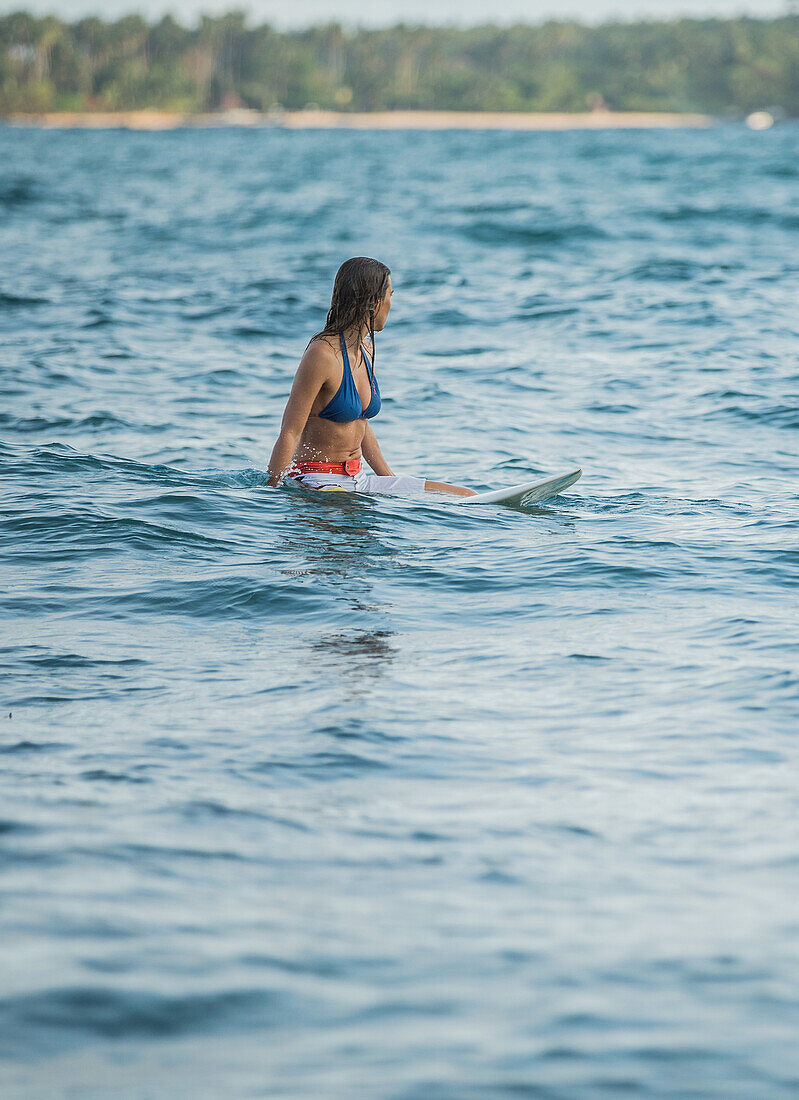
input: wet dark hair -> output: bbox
[311,257,391,369]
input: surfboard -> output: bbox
[460,468,582,506]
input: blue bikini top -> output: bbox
[315,333,381,423]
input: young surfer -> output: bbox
[267,257,475,496]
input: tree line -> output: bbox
[1,11,797,116]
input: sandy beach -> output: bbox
[281,109,713,130]
[6,108,713,130]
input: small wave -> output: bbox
[0,442,268,492]
[423,308,476,326]
[2,647,144,671]
[0,819,39,835]
[179,304,234,321]
[250,749,389,784]
[423,345,490,358]
[618,258,707,282]
[518,295,579,320]
[82,309,116,329]
[0,291,49,306]
[104,577,323,621]
[80,769,151,784]
[229,323,284,338]
[459,200,530,215]
[659,203,799,230]
[764,163,798,179]
[246,276,283,291]
[0,411,139,434]
[587,403,636,414]
[0,985,307,1055]
[0,572,322,620]
[702,401,799,430]
[734,404,799,429]
[93,841,247,866]
[1,510,233,559]
[313,717,404,744]
[465,219,606,246]
[0,740,69,754]
[175,800,311,830]
[188,466,267,488]
[0,176,39,206]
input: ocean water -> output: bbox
[1,123,798,1098]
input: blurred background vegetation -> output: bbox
[1,10,797,115]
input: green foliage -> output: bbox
[0,11,797,115]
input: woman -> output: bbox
[267,257,475,497]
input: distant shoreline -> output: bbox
[4,109,714,131]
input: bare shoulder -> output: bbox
[288,335,335,391]
[297,335,338,381]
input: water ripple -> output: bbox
[1,123,798,1099]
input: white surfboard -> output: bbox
[460,468,582,506]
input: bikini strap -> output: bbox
[340,331,372,381]
[361,341,375,388]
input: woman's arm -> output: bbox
[362,425,474,494]
[361,422,394,476]
[266,345,331,486]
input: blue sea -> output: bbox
[1,123,798,1098]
